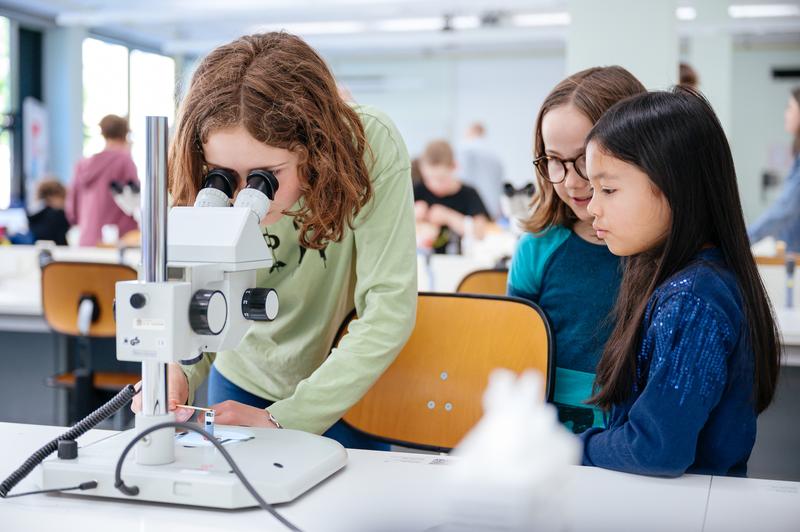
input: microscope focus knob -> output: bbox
[241,288,279,321]
[189,290,228,335]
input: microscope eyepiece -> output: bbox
[202,168,237,199]
[245,170,279,201]
[232,170,279,222]
[194,168,238,208]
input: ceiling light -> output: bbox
[451,15,481,30]
[374,17,444,32]
[250,21,366,35]
[511,12,571,27]
[676,7,697,20]
[728,4,800,18]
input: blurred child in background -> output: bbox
[66,114,139,246]
[414,139,490,254]
[29,178,70,245]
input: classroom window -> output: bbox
[81,38,175,177]
[129,49,175,175]
[0,17,11,209]
[82,38,128,158]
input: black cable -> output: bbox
[114,421,302,532]
[0,384,138,498]
[2,481,99,498]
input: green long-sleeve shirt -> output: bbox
[182,104,418,434]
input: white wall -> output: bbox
[730,42,800,223]
[330,50,565,187]
[567,0,678,90]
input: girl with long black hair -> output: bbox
[580,88,781,477]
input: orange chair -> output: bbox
[456,268,509,296]
[41,261,139,423]
[335,292,552,451]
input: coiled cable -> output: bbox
[0,384,137,498]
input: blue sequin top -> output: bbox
[580,248,758,477]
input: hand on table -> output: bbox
[208,400,280,428]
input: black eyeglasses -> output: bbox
[533,154,588,183]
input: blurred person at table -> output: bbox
[66,114,139,246]
[748,86,800,252]
[414,139,491,254]
[28,178,70,245]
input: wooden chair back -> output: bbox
[41,261,137,337]
[456,268,509,296]
[337,292,552,451]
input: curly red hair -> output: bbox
[169,32,372,249]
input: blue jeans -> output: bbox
[208,364,389,451]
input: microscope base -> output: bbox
[40,426,347,508]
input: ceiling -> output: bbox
[2,0,799,57]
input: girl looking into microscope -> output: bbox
[133,32,417,449]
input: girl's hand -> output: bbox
[416,222,439,249]
[130,363,193,423]
[209,400,280,428]
[427,204,459,228]
[414,201,429,222]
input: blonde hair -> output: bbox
[420,139,455,167]
[169,32,372,249]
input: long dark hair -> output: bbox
[588,88,780,414]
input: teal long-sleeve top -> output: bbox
[508,226,622,432]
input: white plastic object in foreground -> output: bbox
[40,426,347,508]
[444,370,581,531]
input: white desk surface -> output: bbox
[704,475,800,532]
[0,246,139,330]
[2,423,797,532]
[776,308,800,344]
[3,247,800,354]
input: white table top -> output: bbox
[3,246,800,355]
[0,245,139,322]
[776,308,800,345]
[1,423,797,532]
[703,475,800,532]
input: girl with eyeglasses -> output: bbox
[581,88,780,476]
[131,32,417,450]
[507,67,645,433]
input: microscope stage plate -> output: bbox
[40,426,347,508]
